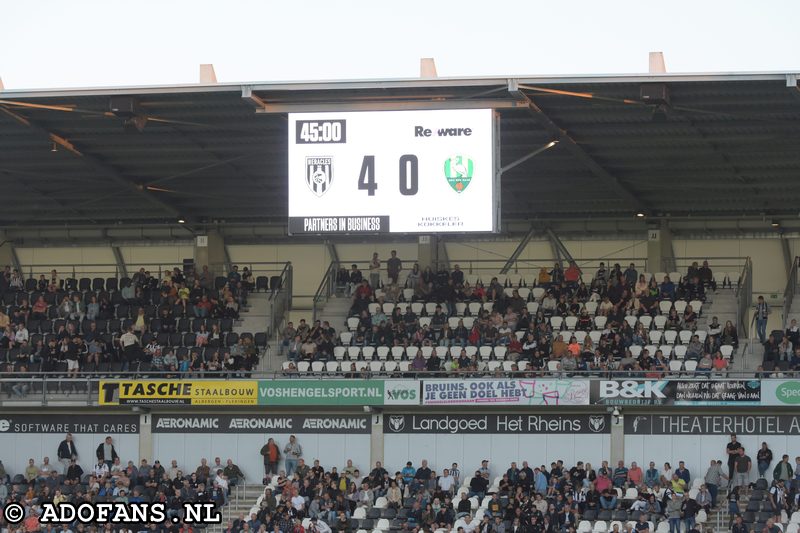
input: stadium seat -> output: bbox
[333,346,346,360]
[721,345,734,358]
[311,361,324,373]
[550,316,563,330]
[578,522,592,533]
[347,346,361,360]
[674,300,687,314]
[340,332,353,345]
[418,317,432,328]
[384,361,398,373]
[595,316,608,329]
[565,316,578,330]
[592,521,608,533]
[654,315,667,329]
[684,360,698,372]
[673,345,687,359]
[639,316,652,329]
[326,361,340,373]
[297,361,310,372]
[362,346,376,360]
[353,508,367,520]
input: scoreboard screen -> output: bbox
[287,109,497,234]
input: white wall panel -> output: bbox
[152,433,369,482]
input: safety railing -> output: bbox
[435,257,648,284]
[268,262,293,338]
[782,256,800,329]
[735,257,753,339]
[0,371,782,406]
[311,261,339,322]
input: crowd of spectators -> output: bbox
[0,265,265,395]
[283,258,737,377]
[0,433,243,533]
[242,435,800,533]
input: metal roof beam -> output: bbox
[787,74,800,102]
[0,105,191,224]
[508,80,649,214]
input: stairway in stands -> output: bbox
[210,483,265,533]
[235,291,272,371]
[316,294,353,336]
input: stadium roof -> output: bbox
[1,71,799,230]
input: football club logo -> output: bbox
[444,155,474,193]
[388,415,405,432]
[306,157,333,196]
[588,415,606,433]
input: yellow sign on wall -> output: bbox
[99,380,259,406]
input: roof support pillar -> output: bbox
[194,230,227,279]
[111,245,128,278]
[647,221,674,273]
[781,234,793,281]
[501,225,536,274]
[648,52,667,74]
[546,228,576,268]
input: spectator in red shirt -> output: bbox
[565,261,582,284]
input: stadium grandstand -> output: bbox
[2,56,800,533]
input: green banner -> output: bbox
[258,380,386,405]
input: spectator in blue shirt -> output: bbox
[676,461,691,485]
[401,462,415,486]
[613,461,629,488]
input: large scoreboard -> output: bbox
[287,109,498,234]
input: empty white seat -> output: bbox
[624,316,638,328]
[547,360,560,372]
[595,316,608,329]
[390,346,406,361]
[592,521,608,533]
[487,360,502,372]
[434,346,449,358]
[674,300,687,313]
[418,317,432,327]
[494,346,508,360]
[565,316,578,329]
[629,345,642,357]
[673,345,687,358]
[411,302,424,314]
[684,360,698,372]
[297,361,310,372]
[462,317,475,328]
[449,346,461,358]
[639,316,653,329]
[573,331,587,343]
[479,346,493,359]
[526,301,540,314]
[455,302,467,316]
[679,330,693,344]
[518,288,531,300]
[376,519,391,531]
[654,315,668,329]
[362,346,376,360]
[347,317,360,331]
[659,301,673,314]
[468,302,482,315]
[311,361,324,372]
[584,301,598,315]
[695,510,707,524]
[644,344,658,356]
[482,302,494,312]
[354,360,369,371]
[550,316,564,330]
[421,346,434,358]
[465,346,478,356]
[720,345,734,358]
[347,346,361,359]
[656,521,670,533]
[789,511,800,524]
[340,332,353,344]
[402,288,414,301]
[654,272,668,284]
[398,361,411,372]
[384,361,398,373]
[333,346,346,360]
[623,488,639,500]
[379,346,392,359]
[368,303,380,315]
[663,330,678,344]
[281,361,292,371]
[502,361,515,372]
[448,317,461,328]
[425,302,438,314]
[515,330,526,340]
[589,331,602,343]
[649,330,663,344]
[374,497,388,509]
[532,287,545,300]
[689,300,703,314]
[578,521,592,533]
[369,361,383,372]
[696,330,707,343]
[659,345,674,357]
[503,287,514,297]
[326,361,340,373]
[353,508,367,520]
[382,303,395,314]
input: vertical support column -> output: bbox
[111,246,128,278]
[194,230,227,276]
[610,412,625,466]
[646,222,674,273]
[418,235,438,269]
[0,232,20,273]
[138,412,153,463]
[370,412,384,467]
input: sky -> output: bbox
[2,0,799,89]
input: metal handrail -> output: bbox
[735,257,753,339]
[782,256,800,329]
[268,263,293,338]
[311,261,338,322]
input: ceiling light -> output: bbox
[51,142,57,152]
[771,220,780,227]
[177,218,186,224]
[636,212,646,218]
